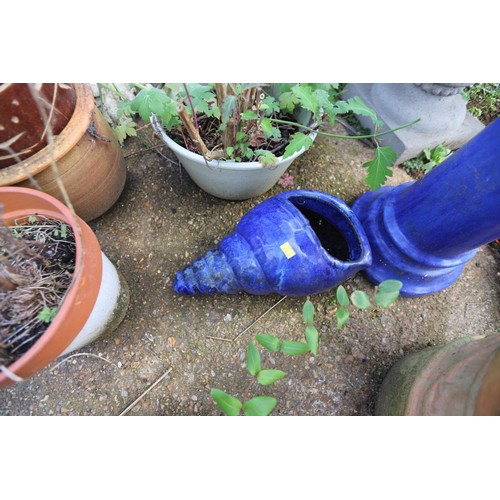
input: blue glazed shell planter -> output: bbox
[151,115,316,201]
[173,190,372,296]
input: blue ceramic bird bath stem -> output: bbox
[173,190,372,296]
[352,117,500,297]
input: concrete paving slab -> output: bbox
[1,124,499,416]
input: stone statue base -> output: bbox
[343,83,485,164]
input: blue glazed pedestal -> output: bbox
[174,190,372,296]
[353,117,500,296]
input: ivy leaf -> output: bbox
[281,341,310,356]
[336,285,350,307]
[291,85,319,117]
[255,149,278,167]
[337,307,350,329]
[302,299,314,324]
[305,326,319,356]
[257,369,287,386]
[279,91,300,113]
[283,133,314,160]
[256,334,282,352]
[247,342,261,376]
[243,396,277,416]
[363,146,397,191]
[350,290,371,309]
[210,389,242,416]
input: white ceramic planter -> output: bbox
[61,252,129,355]
[151,116,316,200]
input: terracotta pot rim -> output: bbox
[0,84,94,185]
[0,186,102,386]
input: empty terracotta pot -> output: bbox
[0,83,126,221]
[0,187,129,388]
[376,334,500,416]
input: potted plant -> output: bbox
[0,83,127,221]
[116,83,418,200]
[0,186,129,388]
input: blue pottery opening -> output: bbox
[289,195,362,263]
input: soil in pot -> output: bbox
[0,214,75,367]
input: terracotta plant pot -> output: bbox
[376,334,500,416]
[0,187,129,388]
[0,83,126,221]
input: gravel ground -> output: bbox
[1,124,499,416]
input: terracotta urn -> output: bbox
[0,83,126,221]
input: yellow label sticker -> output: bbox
[280,242,296,259]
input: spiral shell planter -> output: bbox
[173,190,372,296]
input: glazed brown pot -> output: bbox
[376,334,500,416]
[0,187,102,388]
[0,83,126,221]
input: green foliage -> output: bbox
[210,389,243,416]
[333,279,403,329]
[104,82,417,188]
[38,306,58,323]
[362,146,397,191]
[255,334,282,352]
[210,296,322,416]
[402,144,452,175]
[246,341,261,376]
[243,396,277,416]
[281,340,310,355]
[257,369,287,386]
[462,83,500,124]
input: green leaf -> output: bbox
[241,110,258,121]
[210,389,243,416]
[283,133,314,159]
[130,87,169,122]
[256,334,282,352]
[257,369,286,386]
[279,91,300,113]
[343,96,381,126]
[60,224,68,239]
[221,94,237,123]
[243,396,277,416]
[305,326,319,355]
[350,290,371,309]
[336,285,350,307]
[377,280,403,294]
[184,83,219,118]
[337,307,350,329]
[260,118,281,140]
[114,117,137,144]
[291,85,319,117]
[375,280,402,308]
[38,306,58,323]
[302,299,314,324]
[255,149,278,167]
[363,146,397,191]
[281,341,310,356]
[261,96,280,116]
[247,342,261,377]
